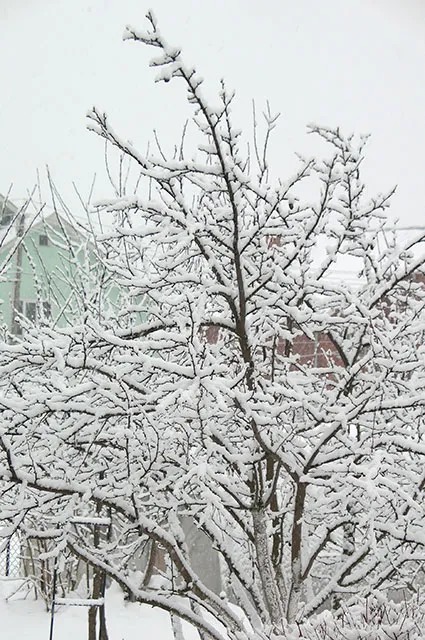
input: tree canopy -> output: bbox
[2,12,425,640]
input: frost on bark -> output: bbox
[252,507,284,631]
[1,11,425,640]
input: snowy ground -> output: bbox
[0,578,199,640]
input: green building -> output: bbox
[0,194,88,335]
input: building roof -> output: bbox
[0,193,19,229]
[0,195,83,249]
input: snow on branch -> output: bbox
[2,10,425,640]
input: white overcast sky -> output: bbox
[1,0,425,226]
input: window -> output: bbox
[0,213,13,227]
[25,302,37,323]
[13,300,52,334]
[39,234,49,246]
[12,301,23,336]
[41,301,52,319]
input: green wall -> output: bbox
[0,219,88,331]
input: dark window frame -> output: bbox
[14,299,52,332]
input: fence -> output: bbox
[0,534,21,577]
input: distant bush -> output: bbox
[285,595,425,640]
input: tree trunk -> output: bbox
[88,598,97,640]
[170,613,185,640]
[286,482,306,623]
[88,568,109,640]
[252,507,284,632]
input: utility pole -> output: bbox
[11,211,25,336]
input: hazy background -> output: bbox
[1,0,424,226]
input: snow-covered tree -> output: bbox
[2,12,425,640]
